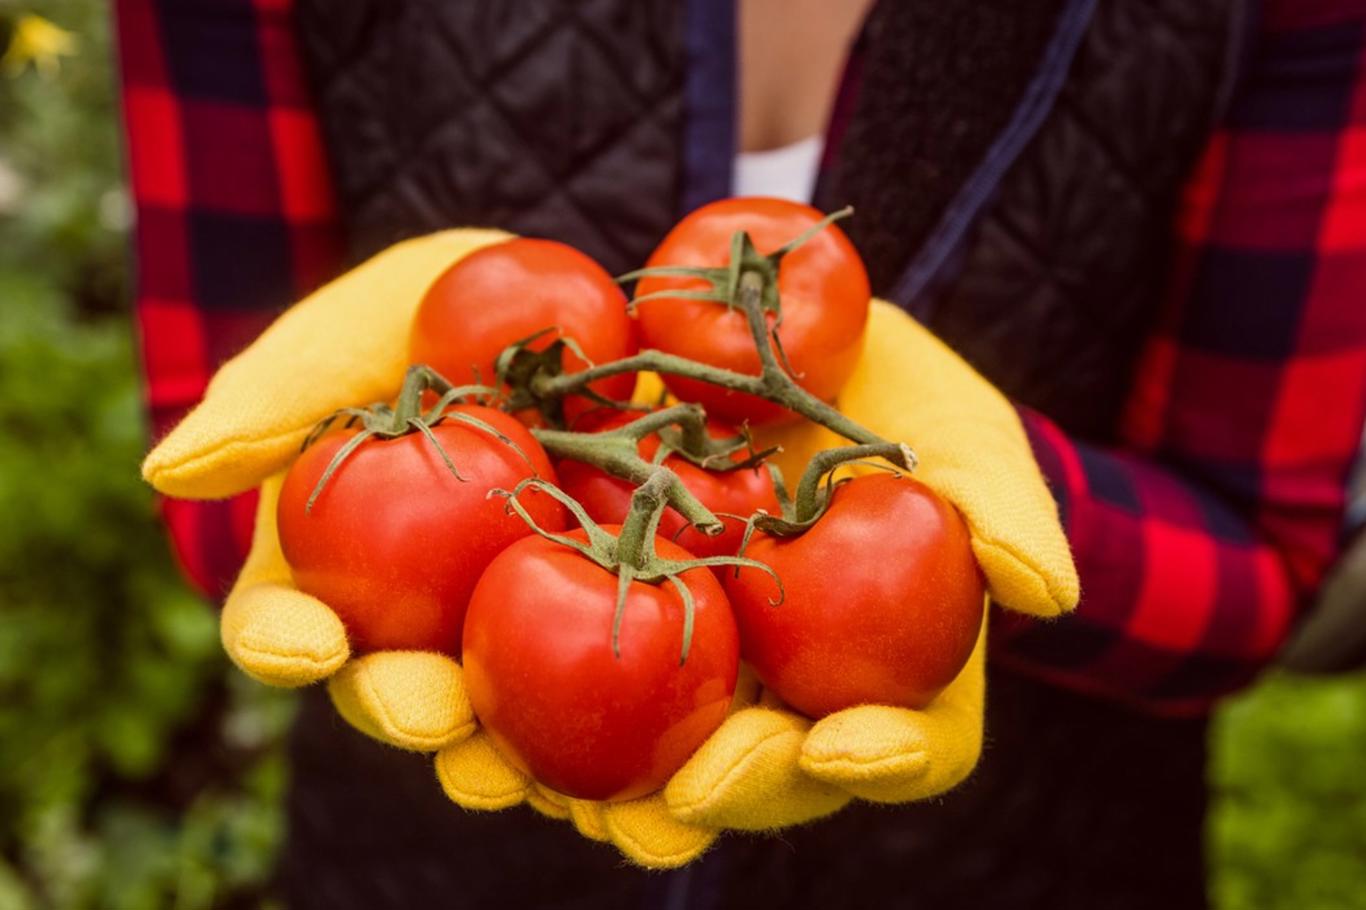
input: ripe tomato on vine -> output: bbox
[557,409,779,561]
[278,402,566,654]
[462,526,740,801]
[725,473,983,717]
[411,238,638,422]
[633,198,870,426]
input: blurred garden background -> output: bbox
[0,2,1362,908]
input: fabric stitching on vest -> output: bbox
[418,2,675,265]
[1051,93,1158,204]
[302,0,684,272]
[332,4,568,211]
[889,0,1100,315]
[977,210,1068,291]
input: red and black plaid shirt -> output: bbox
[116,0,1366,714]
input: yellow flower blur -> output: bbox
[3,14,77,78]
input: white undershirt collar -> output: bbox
[733,135,824,204]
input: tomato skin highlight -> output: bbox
[634,197,870,426]
[557,410,780,560]
[724,474,983,718]
[410,238,638,419]
[277,406,567,655]
[462,529,740,802]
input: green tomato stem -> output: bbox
[613,470,675,570]
[495,475,781,662]
[532,406,725,536]
[790,442,917,523]
[535,266,902,457]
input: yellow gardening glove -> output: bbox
[658,299,1078,828]
[430,668,773,868]
[759,300,1078,617]
[143,229,508,750]
[435,736,716,868]
[145,222,1075,868]
[143,229,509,499]
[140,228,723,868]
[227,472,478,750]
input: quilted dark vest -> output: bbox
[295,1,686,280]
[819,0,1250,438]
[297,0,1248,443]
[285,2,1248,908]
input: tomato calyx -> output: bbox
[619,204,853,322]
[653,417,776,475]
[740,441,918,547]
[495,471,781,664]
[619,208,852,383]
[299,364,533,512]
[493,328,631,425]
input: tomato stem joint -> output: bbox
[737,442,917,557]
[299,365,525,512]
[492,474,781,664]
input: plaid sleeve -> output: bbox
[996,3,1366,713]
[115,0,344,596]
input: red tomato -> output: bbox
[277,406,566,654]
[463,529,739,801]
[724,474,983,717]
[557,410,780,560]
[634,197,870,426]
[410,238,638,420]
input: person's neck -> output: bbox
[738,0,874,152]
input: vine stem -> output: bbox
[534,270,913,466]
[614,471,674,569]
[531,404,725,536]
[790,442,917,523]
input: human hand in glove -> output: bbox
[143,229,1077,868]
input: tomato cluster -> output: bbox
[276,198,984,802]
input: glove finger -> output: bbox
[222,583,349,687]
[567,799,611,843]
[526,783,572,821]
[328,651,475,751]
[799,614,987,803]
[665,707,850,831]
[838,301,1078,618]
[221,474,348,686]
[435,732,529,811]
[602,794,717,869]
[143,229,510,499]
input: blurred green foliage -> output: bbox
[0,1,1362,909]
[1209,673,1366,909]
[0,2,294,908]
